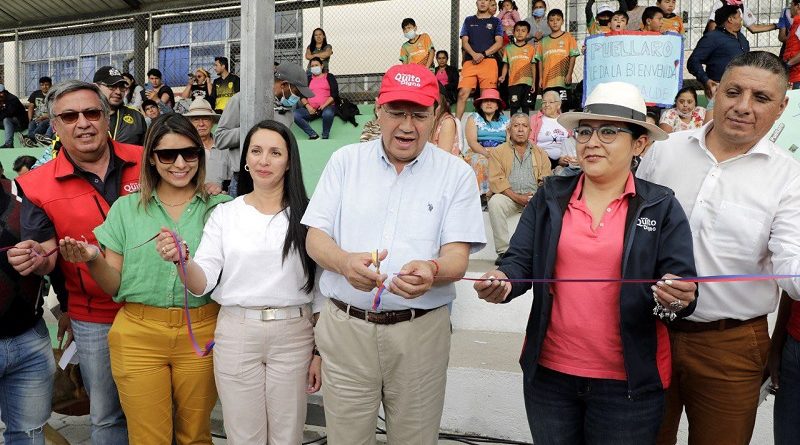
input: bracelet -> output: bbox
[428,259,440,277]
[173,241,190,265]
[86,245,101,262]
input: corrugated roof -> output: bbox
[0,0,237,31]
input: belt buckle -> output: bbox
[260,308,278,321]
[168,308,183,327]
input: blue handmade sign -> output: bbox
[583,32,684,108]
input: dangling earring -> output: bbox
[244,165,250,172]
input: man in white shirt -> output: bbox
[302,63,486,444]
[637,51,800,445]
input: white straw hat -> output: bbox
[182,98,219,121]
[558,82,668,141]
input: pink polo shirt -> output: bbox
[538,173,636,380]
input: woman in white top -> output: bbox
[156,120,322,444]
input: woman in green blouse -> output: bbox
[59,113,230,445]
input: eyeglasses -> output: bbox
[573,125,634,144]
[382,108,432,122]
[99,83,128,92]
[55,109,104,124]
[153,147,202,164]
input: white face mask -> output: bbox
[310,66,323,75]
[404,30,417,40]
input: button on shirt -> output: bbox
[301,140,486,311]
[637,123,800,322]
[508,146,537,195]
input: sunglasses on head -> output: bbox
[153,147,202,164]
[56,109,104,124]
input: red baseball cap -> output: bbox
[378,64,440,107]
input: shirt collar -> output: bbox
[691,120,773,159]
[55,140,132,180]
[571,172,636,203]
[377,140,430,173]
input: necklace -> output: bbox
[161,197,191,207]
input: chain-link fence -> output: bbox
[0,0,791,105]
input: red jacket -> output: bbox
[18,141,143,323]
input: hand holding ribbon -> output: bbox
[474,270,512,304]
[339,249,387,293]
[6,240,58,276]
[390,260,436,299]
[59,236,100,263]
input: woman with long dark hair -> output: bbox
[304,27,333,72]
[122,72,144,110]
[58,113,230,444]
[156,119,322,444]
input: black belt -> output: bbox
[669,315,767,333]
[330,298,438,325]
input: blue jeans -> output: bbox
[3,117,21,146]
[293,106,335,138]
[525,366,665,445]
[775,335,800,445]
[27,119,50,140]
[70,319,128,445]
[0,318,56,445]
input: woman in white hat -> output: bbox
[475,81,698,444]
[184,98,230,194]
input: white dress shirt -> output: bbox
[301,139,486,311]
[193,196,323,312]
[637,123,800,322]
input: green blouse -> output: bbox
[94,191,231,308]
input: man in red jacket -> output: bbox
[9,80,142,445]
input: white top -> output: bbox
[301,139,487,311]
[537,116,570,160]
[637,123,800,322]
[193,196,323,312]
[708,2,756,27]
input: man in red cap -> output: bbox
[302,63,486,444]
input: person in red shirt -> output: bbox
[769,290,800,445]
[475,82,697,444]
[9,80,142,444]
[782,0,800,88]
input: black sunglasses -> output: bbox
[56,109,104,124]
[153,147,202,164]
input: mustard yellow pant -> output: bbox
[107,303,219,445]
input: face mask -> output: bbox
[310,66,323,75]
[279,85,301,107]
[533,8,545,17]
[676,108,693,119]
[404,30,417,40]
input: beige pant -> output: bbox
[213,306,314,445]
[315,300,451,445]
[487,193,524,255]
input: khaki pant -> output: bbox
[487,193,524,255]
[213,305,314,445]
[657,317,770,445]
[107,304,218,445]
[315,300,451,445]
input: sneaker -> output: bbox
[0,143,13,149]
[22,136,37,148]
[35,134,53,145]
[309,134,320,140]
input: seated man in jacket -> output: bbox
[487,112,552,264]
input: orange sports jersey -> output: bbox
[536,32,580,89]
[503,42,536,86]
[660,14,685,34]
[400,33,434,65]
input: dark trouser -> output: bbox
[657,317,769,445]
[508,84,532,115]
[774,335,800,445]
[2,117,21,146]
[294,106,336,138]
[525,366,665,445]
[27,119,50,139]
